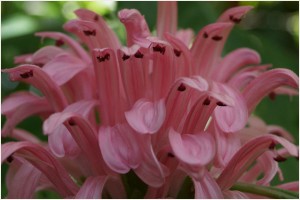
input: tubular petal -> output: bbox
[75,176,108,199]
[217,6,253,23]
[157,1,177,39]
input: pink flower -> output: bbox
[2,2,299,199]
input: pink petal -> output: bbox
[267,125,294,142]
[31,46,65,66]
[191,22,233,76]
[175,29,194,47]
[125,98,166,134]
[193,170,224,199]
[276,181,299,192]
[2,64,68,111]
[217,134,299,190]
[243,68,299,111]
[118,9,151,47]
[213,82,248,133]
[98,124,142,173]
[35,31,90,61]
[213,48,261,82]
[217,6,253,23]
[75,176,108,199]
[2,141,79,197]
[11,129,41,143]
[169,129,215,166]
[157,1,177,39]
[14,54,33,64]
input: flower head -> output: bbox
[2,2,299,199]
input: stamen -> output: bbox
[134,51,144,58]
[20,70,33,79]
[153,44,165,55]
[229,15,242,23]
[55,39,64,47]
[212,35,223,41]
[203,97,211,105]
[173,49,182,57]
[167,152,175,158]
[203,32,209,38]
[122,54,130,61]
[6,155,14,163]
[96,53,110,62]
[83,30,96,36]
[68,118,76,126]
[216,101,227,106]
[177,83,186,92]
[273,155,287,162]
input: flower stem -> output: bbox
[231,182,299,199]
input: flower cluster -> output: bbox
[2,2,299,198]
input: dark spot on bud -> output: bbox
[134,51,144,58]
[68,118,76,126]
[20,70,33,79]
[177,83,186,92]
[55,39,64,47]
[83,30,96,36]
[167,152,175,158]
[153,44,165,55]
[268,92,276,101]
[216,101,227,106]
[269,141,276,150]
[173,49,181,57]
[203,97,211,106]
[274,155,287,162]
[203,32,209,38]
[212,35,223,41]
[94,15,99,21]
[229,15,242,23]
[6,155,14,163]
[96,53,110,62]
[122,54,130,61]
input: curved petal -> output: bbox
[217,6,253,23]
[75,176,108,199]
[99,124,142,173]
[175,29,194,47]
[31,46,65,66]
[118,9,151,47]
[157,1,177,39]
[125,99,166,134]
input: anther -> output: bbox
[274,155,287,162]
[20,70,33,79]
[134,51,144,58]
[122,54,130,61]
[216,101,227,106]
[177,83,186,92]
[153,44,165,55]
[229,15,242,23]
[203,32,209,38]
[173,49,182,57]
[55,39,64,47]
[68,118,76,126]
[6,155,14,163]
[83,30,96,36]
[167,152,175,158]
[96,53,110,62]
[203,97,211,106]
[212,35,223,41]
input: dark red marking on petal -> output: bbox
[203,32,209,38]
[274,155,287,162]
[167,152,175,158]
[83,30,96,36]
[269,141,276,150]
[212,35,223,41]
[134,51,144,58]
[203,97,211,106]
[153,44,165,55]
[6,155,14,163]
[269,130,281,137]
[268,92,276,101]
[34,63,44,68]
[177,83,186,92]
[96,53,110,62]
[94,15,99,21]
[122,54,130,61]
[229,15,242,23]
[55,39,64,47]
[216,101,227,106]
[20,70,33,79]
[68,118,76,126]
[173,49,182,57]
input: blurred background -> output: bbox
[1,1,299,198]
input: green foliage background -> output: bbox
[1,1,299,198]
